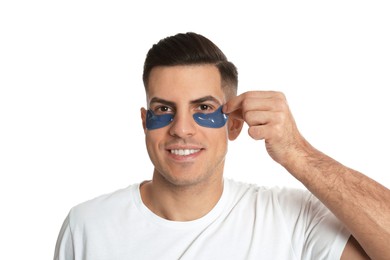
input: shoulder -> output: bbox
[226,178,310,202]
[68,183,139,224]
[226,178,338,225]
[225,178,317,215]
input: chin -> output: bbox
[160,172,213,188]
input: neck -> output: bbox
[140,172,224,221]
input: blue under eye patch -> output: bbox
[146,106,228,130]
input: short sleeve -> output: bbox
[53,213,74,260]
[301,193,351,259]
[276,189,351,259]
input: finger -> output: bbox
[248,125,267,140]
[228,104,275,123]
[223,93,245,114]
[243,110,273,126]
[224,91,284,114]
[241,97,286,113]
[248,123,282,141]
[228,108,245,120]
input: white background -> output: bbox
[1,1,389,259]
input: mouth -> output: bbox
[170,149,201,156]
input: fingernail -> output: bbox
[222,104,228,113]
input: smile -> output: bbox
[170,149,201,156]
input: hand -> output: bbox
[223,91,309,167]
[225,92,390,260]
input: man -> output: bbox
[54,32,390,259]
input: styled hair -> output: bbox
[142,32,238,98]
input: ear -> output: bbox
[227,117,244,141]
[141,107,147,132]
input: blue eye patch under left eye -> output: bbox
[146,106,228,130]
[194,106,228,128]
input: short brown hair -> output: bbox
[142,32,238,98]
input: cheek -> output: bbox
[208,128,229,148]
[145,131,164,155]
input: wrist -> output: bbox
[281,139,327,183]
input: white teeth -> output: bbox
[170,149,200,156]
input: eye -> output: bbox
[198,104,213,112]
[154,106,173,115]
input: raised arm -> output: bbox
[223,91,390,260]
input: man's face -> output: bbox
[141,65,229,187]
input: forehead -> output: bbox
[147,65,225,104]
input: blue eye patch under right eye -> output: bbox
[146,105,228,130]
[146,110,174,130]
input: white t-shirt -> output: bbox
[54,179,350,260]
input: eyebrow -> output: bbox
[149,95,222,107]
[190,95,222,105]
[149,97,176,108]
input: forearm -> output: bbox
[284,142,390,260]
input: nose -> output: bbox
[169,111,197,138]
